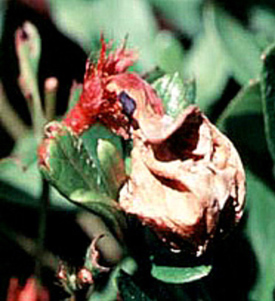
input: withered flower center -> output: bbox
[152,111,204,162]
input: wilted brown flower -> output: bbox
[39,39,245,256]
[119,105,246,255]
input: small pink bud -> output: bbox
[44,77,58,92]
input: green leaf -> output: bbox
[217,80,268,157]
[148,0,203,36]
[246,170,275,301]
[40,123,108,200]
[12,133,37,167]
[49,0,158,71]
[185,34,228,112]
[250,7,275,49]
[217,80,262,126]
[184,3,229,112]
[211,3,262,84]
[39,122,127,237]
[215,80,275,300]
[0,133,42,207]
[82,124,125,199]
[143,68,165,84]
[97,139,126,199]
[152,73,195,118]
[154,30,185,76]
[261,43,275,165]
[39,123,125,199]
[82,123,123,159]
[0,134,73,209]
[0,159,73,210]
[151,263,212,284]
[0,1,4,38]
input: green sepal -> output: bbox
[152,72,196,119]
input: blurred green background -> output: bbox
[1,0,275,300]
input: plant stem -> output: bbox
[0,83,29,140]
[44,77,58,121]
[35,177,50,280]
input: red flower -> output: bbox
[119,105,246,255]
[6,277,49,301]
[63,37,164,138]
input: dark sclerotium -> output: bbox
[119,91,136,117]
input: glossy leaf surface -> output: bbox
[151,263,212,284]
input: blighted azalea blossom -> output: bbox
[119,105,246,255]
[42,38,245,256]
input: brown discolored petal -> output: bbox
[119,105,245,255]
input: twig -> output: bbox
[44,77,58,121]
[0,83,29,140]
[34,177,50,280]
[0,221,58,271]
[15,22,46,140]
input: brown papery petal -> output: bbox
[119,105,245,255]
